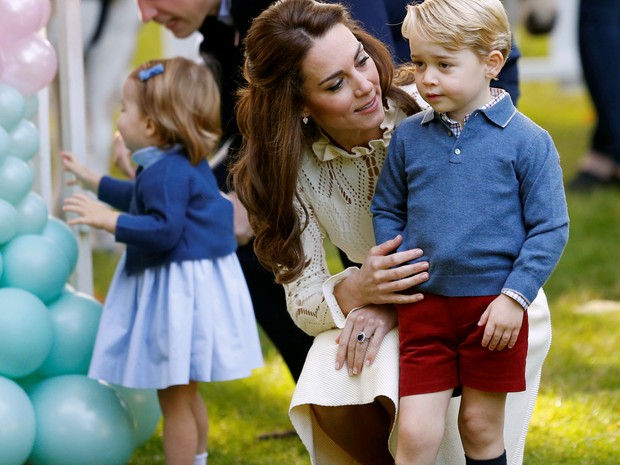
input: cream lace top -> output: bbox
[284,97,412,336]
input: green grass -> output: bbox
[89,24,620,465]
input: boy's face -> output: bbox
[409,35,497,124]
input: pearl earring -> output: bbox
[302,115,309,124]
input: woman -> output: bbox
[233,1,552,464]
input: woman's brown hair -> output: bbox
[129,57,221,165]
[233,0,419,283]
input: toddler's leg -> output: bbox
[458,387,507,462]
[158,382,200,465]
[193,389,209,456]
[395,389,453,465]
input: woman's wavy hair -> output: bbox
[232,0,419,283]
[129,57,221,165]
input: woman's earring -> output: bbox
[302,115,309,124]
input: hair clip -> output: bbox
[138,63,164,81]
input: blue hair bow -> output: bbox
[138,63,164,81]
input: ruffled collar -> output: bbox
[310,98,403,162]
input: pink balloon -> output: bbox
[0,48,4,81]
[37,0,52,31]
[1,35,57,96]
[0,0,45,43]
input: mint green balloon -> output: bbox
[0,376,36,465]
[0,235,71,303]
[0,84,25,132]
[0,288,53,378]
[23,93,39,121]
[112,385,162,447]
[16,192,48,235]
[0,156,34,205]
[0,198,18,244]
[0,126,11,159]
[36,291,102,377]
[9,119,39,161]
[42,216,78,273]
[28,376,135,465]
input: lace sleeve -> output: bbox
[283,191,349,336]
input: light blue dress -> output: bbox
[89,252,263,389]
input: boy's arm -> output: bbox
[503,130,569,306]
[370,129,409,245]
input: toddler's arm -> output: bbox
[60,151,102,193]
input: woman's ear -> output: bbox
[485,50,505,80]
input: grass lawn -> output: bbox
[90,23,620,465]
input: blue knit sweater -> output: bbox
[98,145,237,275]
[371,96,569,305]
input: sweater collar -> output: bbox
[131,144,183,169]
[421,91,518,128]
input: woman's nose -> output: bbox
[353,74,374,97]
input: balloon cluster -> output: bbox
[0,1,161,464]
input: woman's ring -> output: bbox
[357,331,371,343]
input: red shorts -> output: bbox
[397,294,528,397]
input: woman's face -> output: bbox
[301,23,384,151]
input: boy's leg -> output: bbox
[458,387,507,461]
[396,389,453,465]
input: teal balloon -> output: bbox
[16,191,47,235]
[28,375,135,465]
[0,126,11,158]
[0,288,53,378]
[0,234,71,303]
[42,216,78,272]
[9,119,39,161]
[0,198,18,244]
[112,385,162,447]
[0,376,36,465]
[36,290,102,377]
[0,83,25,132]
[23,93,39,120]
[0,155,34,205]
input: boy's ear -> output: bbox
[485,50,505,80]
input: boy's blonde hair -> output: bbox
[129,57,221,165]
[402,0,511,61]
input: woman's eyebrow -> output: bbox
[318,42,363,86]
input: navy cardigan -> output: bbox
[98,146,237,274]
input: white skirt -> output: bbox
[289,290,552,465]
[89,252,263,389]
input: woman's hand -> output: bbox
[335,235,430,312]
[335,303,397,375]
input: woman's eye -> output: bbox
[357,55,370,67]
[327,79,343,92]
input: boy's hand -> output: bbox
[478,294,524,351]
[63,193,119,234]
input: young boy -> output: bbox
[370,1,569,464]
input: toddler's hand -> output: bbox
[63,193,119,234]
[60,151,102,192]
